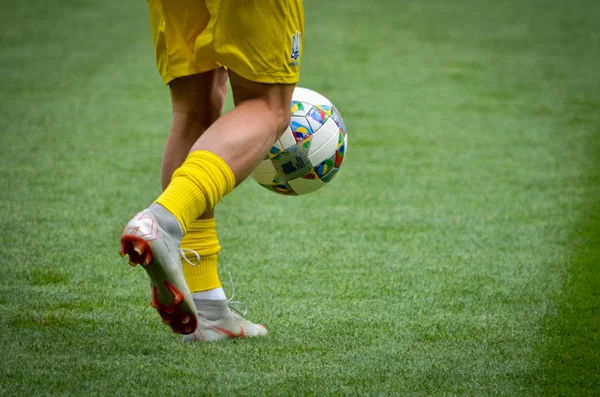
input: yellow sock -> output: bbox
[180,218,222,293]
[155,150,235,233]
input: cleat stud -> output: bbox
[143,257,150,266]
[183,326,194,334]
[164,281,184,306]
[118,249,125,257]
[128,260,137,267]
[133,247,142,256]
[182,315,191,325]
[171,295,183,306]
[151,287,159,308]
[162,317,172,325]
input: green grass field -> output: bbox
[1,0,599,395]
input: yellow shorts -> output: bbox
[147,0,304,85]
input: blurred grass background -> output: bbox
[0,0,598,395]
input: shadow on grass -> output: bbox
[537,158,600,394]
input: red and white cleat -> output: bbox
[183,300,267,342]
[120,210,198,335]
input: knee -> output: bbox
[262,89,292,139]
[170,72,228,132]
[228,71,293,139]
[174,93,225,131]
[272,102,291,139]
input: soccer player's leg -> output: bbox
[159,69,269,341]
[177,73,295,341]
[161,70,229,308]
[161,70,228,191]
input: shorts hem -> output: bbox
[229,68,300,85]
[160,65,300,86]
[161,62,222,85]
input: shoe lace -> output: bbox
[180,248,201,266]
[179,248,248,317]
[225,271,248,317]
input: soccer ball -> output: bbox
[250,87,348,195]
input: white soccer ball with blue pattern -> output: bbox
[251,87,348,195]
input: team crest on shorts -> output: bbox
[289,32,301,66]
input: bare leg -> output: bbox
[179,71,294,340]
[163,70,228,220]
[190,70,295,184]
[162,69,228,190]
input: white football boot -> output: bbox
[183,298,267,342]
[119,204,198,335]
